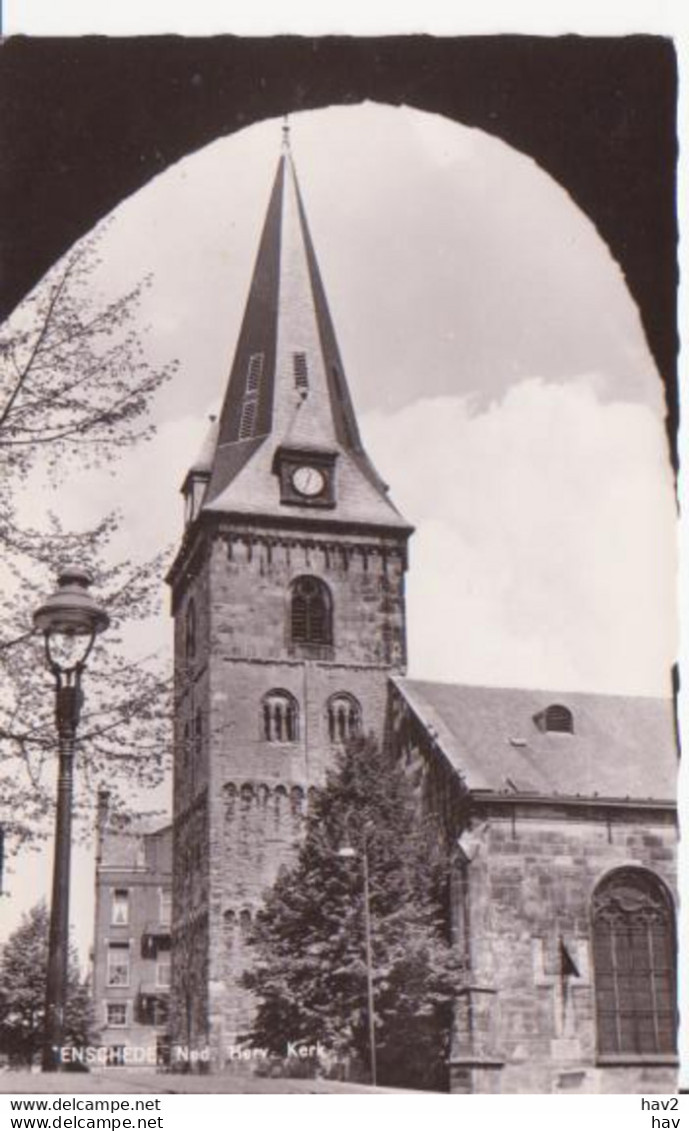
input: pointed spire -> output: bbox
[199,129,410,532]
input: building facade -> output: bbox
[162,131,678,1091]
[92,791,172,1067]
[388,681,678,1093]
[166,130,413,1056]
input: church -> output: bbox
[161,128,678,1093]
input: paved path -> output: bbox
[0,1070,400,1094]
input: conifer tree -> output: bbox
[243,736,463,1091]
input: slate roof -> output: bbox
[393,678,677,804]
[197,135,410,533]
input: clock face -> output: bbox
[291,465,326,498]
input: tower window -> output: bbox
[194,709,203,759]
[327,693,362,743]
[237,354,263,439]
[185,599,196,661]
[592,868,676,1057]
[246,353,264,394]
[263,690,299,743]
[293,352,309,393]
[290,576,332,647]
[238,397,258,440]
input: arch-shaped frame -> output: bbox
[591,865,677,1059]
[326,692,362,744]
[262,688,299,743]
[0,38,677,466]
[290,575,333,649]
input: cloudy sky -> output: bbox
[1,103,678,962]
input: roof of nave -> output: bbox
[392,678,678,804]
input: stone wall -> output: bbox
[170,518,409,1065]
[451,802,678,1094]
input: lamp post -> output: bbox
[33,569,109,1072]
[338,834,377,1087]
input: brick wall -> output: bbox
[92,823,172,1068]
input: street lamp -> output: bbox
[338,834,377,1087]
[33,568,109,1072]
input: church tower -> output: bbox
[167,127,413,1061]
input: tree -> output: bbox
[0,902,91,1066]
[0,228,176,849]
[243,736,464,1091]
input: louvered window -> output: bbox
[592,868,676,1057]
[246,353,263,393]
[291,576,332,646]
[327,694,362,743]
[238,353,263,438]
[545,704,573,733]
[293,352,309,392]
[263,691,299,743]
[238,397,258,440]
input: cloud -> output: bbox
[361,377,677,695]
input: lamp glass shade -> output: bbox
[33,569,110,639]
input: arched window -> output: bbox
[290,576,332,646]
[263,691,299,743]
[185,599,196,661]
[327,693,362,743]
[592,868,676,1057]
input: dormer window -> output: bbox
[534,704,574,734]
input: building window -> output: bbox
[545,704,573,733]
[111,889,129,927]
[327,693,362,743]
[239,397,258,440]
[246,352,264,394]
[293,352,309,393]
[592,868,676,1058]
[194,708,203,759]
[238,354,264,440]
[160,889,172,927]
[107,943,130,988]
[106,1002,127,1028]
[156,953,172,988]
[290,576,332,646]
[263,691,299,743]
[185,599,196,660]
